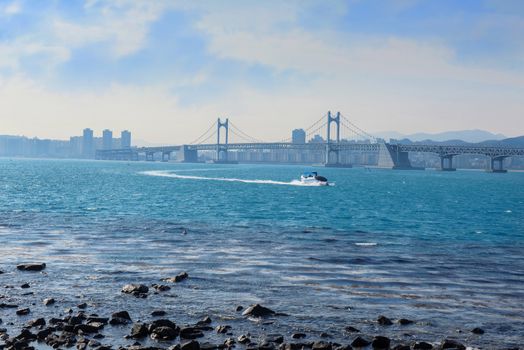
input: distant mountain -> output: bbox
[375,129,506,143]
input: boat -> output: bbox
[300,172,329,186]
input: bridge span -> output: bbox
[95,112,524,173]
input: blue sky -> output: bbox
[0,0,523,142]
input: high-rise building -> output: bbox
[121,130,131,148]
[103,129,113,150]
[292,129,306,144]
[82,128,94,158]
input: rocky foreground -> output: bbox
[0,264,512,350]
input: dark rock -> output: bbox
[88,339,101,347]
[169,345,182,350]
[224,338,235,347]
[413,342,433,349]
[351,337,370,348]
[235,306,243,312]
[162,272,189,283]
[86,317,109,325]
[122,284,149,294]
[371,336,390,349]
[398,318,414,325]
[86,322,105,331]
[181,340,200,350]
[198,316,212,325]
[200,343,220,350]
[112,311,132,321]
[333,346,352,350]
[27,318,46,327]
[377,315,392,326]
[16,308,30,315]
[264,335,284,344]
[93,333,105,339]
[180,327,204,339]
[110,317,130,325]
[20,283,30,289]
[441,339,465,350]
[237,335,250,344]
[149,319,178,333]
[151,326,179,341]
[392,346,410,350]
[15,328,37,341]
[471,327,484,335]
[131,323,149,339]
[67,315,83,326]
[320,333,330,338]
[0,303,18,308]
[216,325,231,334]
[242,304,276,317]
[312,341,331,350]
[77,303,88,309]
[74,324,99,334]
[291,333,306,339]
[151,310,167,317]
[36,327,54,340]
[152,284,171,292]
[344,326,360,333]
[16,263,46,271]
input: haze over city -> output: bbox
[1,0,523,144]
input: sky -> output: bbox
[0,0,523,143]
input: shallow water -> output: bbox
[0,159,523,348]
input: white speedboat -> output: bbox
[300,172,329,186]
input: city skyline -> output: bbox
[1,1,523,143]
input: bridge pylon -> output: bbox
[325,111,341,165]
[487,155,508,173]
[216,118,229,162]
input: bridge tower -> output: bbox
[488,155,508,173]
[216,118,229,162]
[325,111,341,165]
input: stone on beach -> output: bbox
[398,318,414,325]
[16,263,46,271]
[242,304,276,317]
[413,341,433,349]
[181,340,201,350]
[130,323,149,338]
[151,326,179,341]
[151,310,167,317]
[16,308,30,315]
[371,336,390,349]
[441,339,465,349]
[43,298,55,306]
[180,327,204,339]
[215,325,231,334]
[351,336,371,347]
[122,284,149,294]
[471,327,485,334]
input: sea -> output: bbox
[0,158,523,348]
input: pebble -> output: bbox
[291,333,306,339]
[377,315,393,326]
[242,304,276,317]
[20,283,30,289]
[16,308,30,315]
[398,318,414,325]
[471,327,485,334]
[151,310,167,317]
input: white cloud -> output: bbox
[1,0,21,17]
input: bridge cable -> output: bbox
[339,114,376,142]
[189,121,217,145]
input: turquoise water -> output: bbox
[0,159,523,348]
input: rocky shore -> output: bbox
[0,264,512,350]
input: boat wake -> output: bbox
[141,170,331,187]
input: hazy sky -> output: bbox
[1,0,523,143]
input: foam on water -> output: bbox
[141,170,331,186]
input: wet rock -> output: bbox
[312,341,331,350]
[150,326,178,341]
[392,346,410,350]
[280,343,312,350]
[43,298,55,306]
[377,316,392,326]
[68,316,83,326]
[20,283,30,289]
[344,326,360,333]
[264,335,284,344]
[398,318,414,325]
[27,318,46,327]
[237,335,250,344]
[16,308,30,316]
[224,338,235,347]
[152,284,171,292]
[471,327,484,335]
[215,325,231,334]
[122,284,149,295]
[149,319,178,333]
[162,272,189,283]
[87,322,105,331]
[371,336,390,349]
[130,323,149,339]
[169,345,182,350]
[78,303,88,309]
[291,333,306,339]
[181,340,200,350]
[15,328,37,342]
[110,311,132,325]
[180,327,204,339]
[87,317,109,325]
[110,317,131,325]
[200,343,220,350]
[235,306,243,312]
[333,346,352,350]
[242,304,276,317]
[412,342,433,349]
[198,316,212,325]
[36,327,54,340]
[74,324,99,334]
[16,263,46,271]
[151,310,167,317]
[320,333,330,338]
[0,303,18,308]
[441,339,465,350]
[88,339,101,347]
[351,337,370,348]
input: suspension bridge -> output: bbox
[95,111,524,172]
